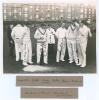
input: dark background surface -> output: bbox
[3,21,96,73]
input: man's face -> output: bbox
[72,22,75,26]
[74,21,79,26]
[61,23,65,28]
[31,24,34,27]
[65,24,68,29]
[10,24,14,29]
[47,25,50,29]
[79,22,83,27]
[69,22,73,26]
[42,25,46,29]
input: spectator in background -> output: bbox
[7,24,15,57]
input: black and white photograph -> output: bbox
[3,0,96,73]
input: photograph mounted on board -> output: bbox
[3,0,96,73]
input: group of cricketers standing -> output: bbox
[9,20,92,68]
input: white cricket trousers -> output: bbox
[76,38,87,66]
[37,42,48,64]
[22,40,32,63]
[67,39,78,63]
[14,39,23,61]
[56,38,66,62]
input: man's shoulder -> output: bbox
[50,28,55,31]
[57,27,61,30]
[68,26,71,29]
[23,26,29,30]
[84,25,90,30]
[12,26,17,31]
[13,25,22,29]
[35,28,42,33]
[35,28,40,31]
